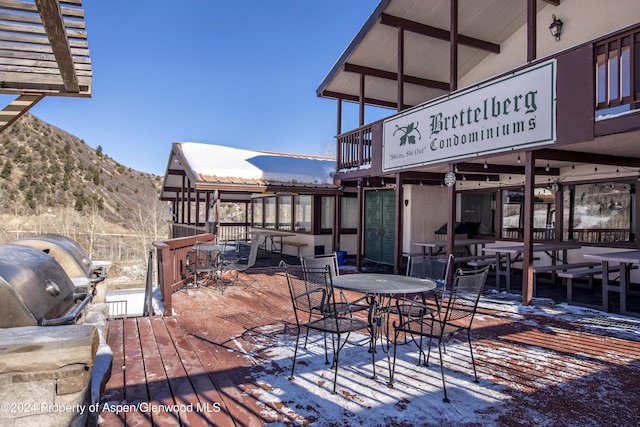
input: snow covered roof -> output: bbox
[161,142,339,201]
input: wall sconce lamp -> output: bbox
[549,14,563,41]
[404,199,409,207]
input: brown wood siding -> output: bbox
[555,45,595,146]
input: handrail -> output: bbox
[336,124,373,170]
[152,233,215,315]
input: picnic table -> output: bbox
[483,242,582,291]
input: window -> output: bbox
[294,195,312,232]
[278,196,292,230]
[595,33,635,117]
[252,199,263,227]
[264,197,276,229]
[501,189,555,240]
[320,196,334,231]
[563,182,635,243]
[459,191,495,237]
[341,196,358,231]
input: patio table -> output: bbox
[483,242,582,291]
[412,238,494,257]
[333,273,436,379]
[583,250,640,316]
[250,229,295,255]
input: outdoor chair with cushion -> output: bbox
[282,262,374,394]
[389,264,490,402]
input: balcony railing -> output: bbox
[152,233,215,315]
[337,124,373,170]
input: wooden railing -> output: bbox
[172,222,250,242]
[502,228,556,240]
[152,233,215,316]
[566,228,631,243]
[502,227,631,243]
[337,124,373,170]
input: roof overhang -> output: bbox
[317,0,553,110]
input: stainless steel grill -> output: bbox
[14,234,106,294]
[0,244,92,328]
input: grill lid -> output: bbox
[0,244,84,328]
[14,234,92,278]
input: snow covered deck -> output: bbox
[98,267,640,426]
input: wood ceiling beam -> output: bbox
[34,0,79,92]
[0,93,43,132]
[535,149,640,167]
[380,13,500,54]
[344,63,450,91]
[455,162,559,176]
[320,90,411,110]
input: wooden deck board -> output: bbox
[150,315,207,426]
[123,317,152,427]
[137,317,180,427]
[102,319,125,427]
[162,317,235,427]
[98,270,640,426]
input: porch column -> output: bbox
[356,178,364,272]
[336,97,342,136]
[523,151,536,305]
[181,174,186,224]
[334,192,342,251]
[450,0,458,91]
[397,26,404,111]
[359,73,365,127]
[527,0,536,61]
[446,164,457,285]
[394,173,404,274]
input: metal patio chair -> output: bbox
[300,253,369,314]
[389,264,490,402]
[404,253,454,313]
[282,262,374,394]
[218,238,260,290]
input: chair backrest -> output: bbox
[300,253,339,277]
[186,250,207,272]
[441,265,490,328]
[407,254,448,283]
[282,263,332,324]
[245,238,260,268]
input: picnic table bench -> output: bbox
[556,263,638,304]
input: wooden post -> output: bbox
[523,151,536,305]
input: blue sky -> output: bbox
[27,0,389,176]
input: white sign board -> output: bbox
[383,60,556,172]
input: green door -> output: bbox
[364,190,396,264]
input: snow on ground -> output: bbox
[241,292,640,426]
[105,286,164,317]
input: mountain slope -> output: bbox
[0,113,162,228]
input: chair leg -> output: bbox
[331,335,341,394]
[290,329,301,381]
[388,328,401,387]
[467,331,479,383]
[437,340,450,403]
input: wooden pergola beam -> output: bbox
[0,93,43,132]
[34,0,79,92]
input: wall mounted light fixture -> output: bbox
[549,14,563,41]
